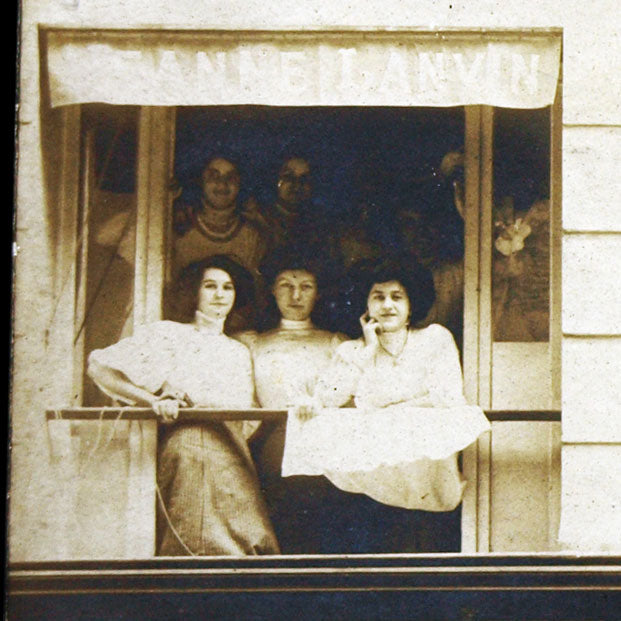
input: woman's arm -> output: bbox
[317,314,381,406]
[425,325,467,406]
[314,341,375,408]
[87,359,183,422]
[314,358,359,407]
[87,359,156,406]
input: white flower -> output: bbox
[494,218,532,257]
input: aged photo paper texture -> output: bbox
[10,0,621,618]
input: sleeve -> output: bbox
[314,340,365,407]
[425,325,467,407]
[88,322,175,396]
[240,348,262,440]
[235,347,256,409]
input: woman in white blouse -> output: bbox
[236,244,345,553]
[88,255,279,556]
[296,255,486,552]
[315,257,465,411]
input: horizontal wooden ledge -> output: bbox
[8,556,621,595]
[42,26,564,36]
[46,407,287,423]
[562,333,621,340]
[488,410,561,422]
[563,229,621,235]
[46,408,561,423]
[10,553,621,572]
[8,558,619,621]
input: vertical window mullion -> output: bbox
[134,106,176,327]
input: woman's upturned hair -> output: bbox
[260,241,335,289]
[351,254,436,325]
[166,254,255,323]
[257,242,340,330]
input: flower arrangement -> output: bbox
[492,196,550,341]
[493,196,532,257]
[494,217,532,257]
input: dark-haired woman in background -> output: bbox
[88,255,279,556]
[236,243,345,553]
[173,156,268,277]
[289,255,489,553]
[170,156,269,331]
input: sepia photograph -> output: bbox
[9,2,621,619]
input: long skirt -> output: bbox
[325,490,462,554]
[253,421,339,554]
[157,423,280,556]
[254,422,461,554]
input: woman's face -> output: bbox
[367,280,410,333]
[201,158,240,211]
[197,267,236,320]
[277,158,312,210]
[272,269,318,321]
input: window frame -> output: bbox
[49,31,563,559]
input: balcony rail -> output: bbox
[46,407,561,422]
[42,406,563,560]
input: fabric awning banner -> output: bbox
[45,30,561,109]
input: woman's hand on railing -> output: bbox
[292,395,321,422]
[152,397,183,423]
[151,387,193,423]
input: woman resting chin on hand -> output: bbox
[290,255,489,553]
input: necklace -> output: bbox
[194,209,242,242]
[378,330,408,363]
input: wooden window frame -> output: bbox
[50,31,563,557]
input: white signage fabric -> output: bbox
[45,30,561,109]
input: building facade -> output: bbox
[10,0,621,614]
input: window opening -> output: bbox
[79,105,139,406]
[170,106,466,345]
[167,105,468,554]
[492,107,551,343]
[68,102,559,557]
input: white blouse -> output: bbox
[316,323,467,409]
[89,320,254,410]
[237,319,344,409]
[282,324,490,511]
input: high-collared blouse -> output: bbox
[315,323,466,410]
[89,319,254,410]
[237,318,344,409]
